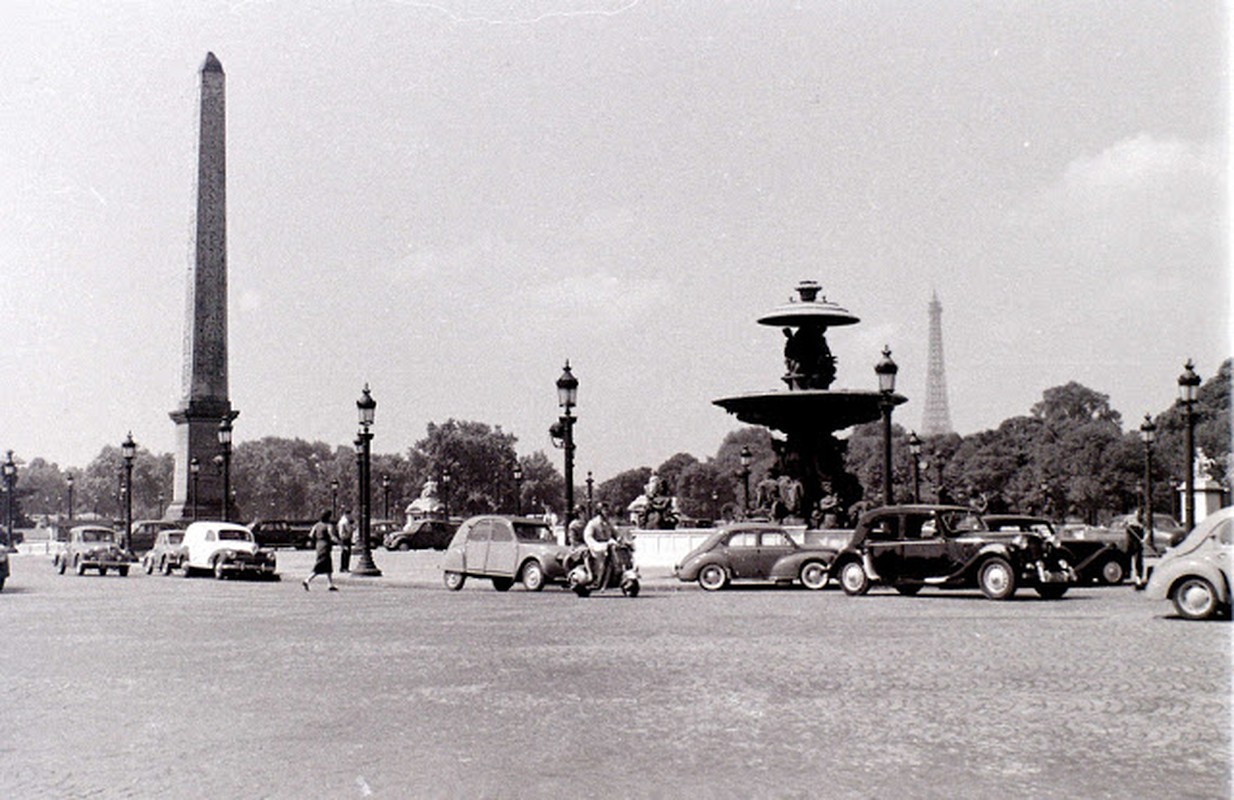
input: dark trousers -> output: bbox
[339,545,351,572]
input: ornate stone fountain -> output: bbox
[713,280,906,526]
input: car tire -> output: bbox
[893,583,922,596]
[213,559,226,580]
[397,541,412,552]
[160,558,172,576]
[572,584,592,598]
[443,571,466,591]
[181,562,193,578]
[1099,556,1125,585]
[117,566,128,577]
[978,557,1017,600]
[521,561,545,592]
[98,567,107,576]
[838,560,870,596]
[621,580,640,598]
[491,576,514,592]
[1172,577,1219,620]
[1035,584,1068,599]
[697,564,728,591]
[799,561,829,591]
[144,558,154,575]
[75,558,86,576]
[56,556,66,575]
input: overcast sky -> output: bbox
[1,1,1228,481]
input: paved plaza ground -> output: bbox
[1,549,1229,799]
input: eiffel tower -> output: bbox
[922,291,954,436]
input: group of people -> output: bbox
[301,508,357,591]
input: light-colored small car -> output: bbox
[1145,507,1232,620]
[141,529,186,575]
[180,521,278,580]
[441,515,569,591]
[54,526,133,576]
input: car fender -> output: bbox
[771,552,831,582]
[1146,558,1232,603]
[676,555,721,582]
[951,542,1019,578]
[440,548,466,574]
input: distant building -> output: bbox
[922,291,954,437]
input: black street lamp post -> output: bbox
[441,469,451,521]
[1178,359,1201,532]
[586,471,594,519]
[382,474,391,521]
[3,451,16,550]
[875,346,899,506]
[513,463,523,516]
[189,458,200,520]
[739,445,752,515]
[66,474,74,521]
[1140,414,1157,547]
[908,431,922,503]
[217,416,233,522]
[352,384,381,576]
[331,479,340,520]
[121,433,136,550]
[553,361,578,532]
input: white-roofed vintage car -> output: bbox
[180,521,278,580]
[1144,507,1233,620]
[54,525,133,576]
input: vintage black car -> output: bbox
[833,505,1075,600]
[674,523,836,591]
[987,514,1128,585]
[128,519,183,554]
[250,519,315,549]
[54,525,134,576]
[384,517,456,551]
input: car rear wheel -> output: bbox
[1099,556,1125,585]
[838,560,869,596]
[117,566,129,577]
[1172,577,1219,620]
[799,561,829,591]
[521,561,545,592]
[398,541,412,552]
[697,564,728,591]
[443,571,466,591]
[978,557,1017,600]
[1035,584,1068,599]
[98,567,107,576]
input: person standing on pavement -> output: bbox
[302,510,338,591]
[337,508,354,573]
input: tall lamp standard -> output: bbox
[1139,414,1157,547]
[189,458,200,520]
[874,346,899,506]
[739,446,752,515]
[351,384,382,576]
[382,474,391,521]
[553,361,579,532]
[908,431,923,503]
[441,469,451,521]
[331,479,340,520]
[2,451,16,550]
[585,471,594,519]
[513,463,523,516]
[217,416,233,522]
[121,433,136,550]
[1178,359,1201,532]
[66,474,75,521]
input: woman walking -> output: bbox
[302,509,338,591]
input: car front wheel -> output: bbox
[443,571,466,591]
[56,556,66,575]
[75,558,86,576]
[839,560,869,596]
[213,559,227,580]
[160,558,173,576]
[799,561,829,591]
[521,561,545,592]
[697,564,728,591]
[144,558,154,575]
[117,566,128,577]
[979,557,1017,600]
[1099,556,1125,585]
[1172,577,1219,620]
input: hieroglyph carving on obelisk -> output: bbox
[165,52,238,523]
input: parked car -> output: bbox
[54,525,133,576]
[832,505,1075,600]
[250,519,315,549]
[986,514,1127,585]
[128,520,183,554]
[441,515,570,592]
[141,529,186,575]
[180,521,278,580]
[385,517,456,551]
[1145,507,1233,620]
[1105,513,1185,552]
[674,523,837,591]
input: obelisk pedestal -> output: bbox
[164,53,238,524]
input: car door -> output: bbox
[899,514,948,578]
[755,531,797,578]
[464,520,491,575]
[485,520,518,576]
[724,532,760,578]
[864,516,903,580]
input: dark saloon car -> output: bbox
[986,514,1127,585]
[384,517,456,551]
[128,519,184,554]
[674,523,837,591]
[250,519,315,549]
[141,529,186,575]
[441,516,570,591]
[54,526,134,576]
[833,505,1075,600]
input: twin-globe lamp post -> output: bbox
[217,416,233,522]
[382,474,391,521]
[875,346,899,506]
[552,362,579,533]
[513,463,523,516]
[738,445,753,515]
[121,432,136,550]
[908,431,923,503]
[1139,413,1156,547]
[1178,359,1201,532]
[441,469,452,521]
[351,384,382,576]
[66,474,75,521]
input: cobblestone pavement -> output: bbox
[1,550,1229,799]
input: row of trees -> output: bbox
[6,361,1229,528]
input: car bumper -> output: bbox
[82,557,132,568]
[218,561,277,575]
[1032,561,1076,584]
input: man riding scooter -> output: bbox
[582,502,617,583]
[562,502,640,597]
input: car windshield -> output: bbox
[514,523,555,543]
[166,533,184,545]
[940,511,986,533]
[80,530,115,543]
[218,529,252,541]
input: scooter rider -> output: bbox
[582,502,616,583]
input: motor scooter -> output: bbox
[561,533,640,597]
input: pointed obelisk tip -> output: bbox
[202,52,223,73]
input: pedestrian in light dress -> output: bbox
[302,510,338,591]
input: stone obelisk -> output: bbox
[165,53,238,523]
